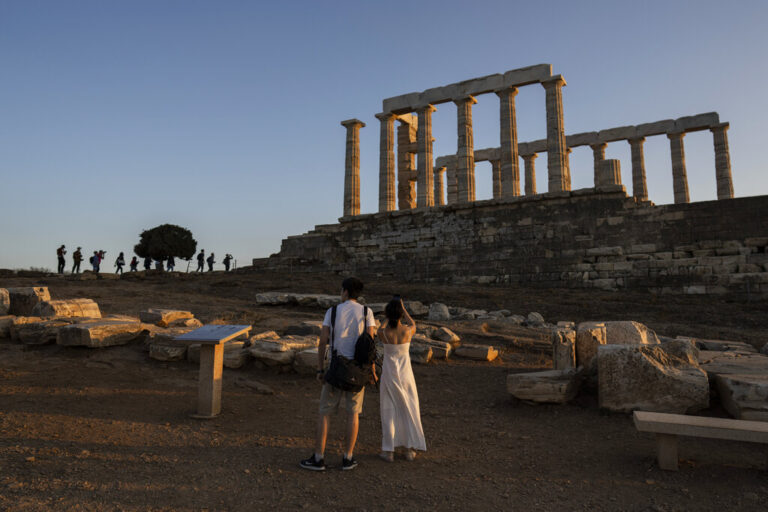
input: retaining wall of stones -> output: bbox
[254,186,768,295]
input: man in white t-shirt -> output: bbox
[300,277,376,472]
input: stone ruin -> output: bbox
[255,64,767,296]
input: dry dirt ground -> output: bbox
[1,271,768,511]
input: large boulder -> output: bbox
[0,315,15,338]
[432,326,460,345]
[57,321,145,348]
[8,287,51,316]
[552,328,576,370]
[427,303,451,321]
[455,344,499,362]
[32,299,101,319]
[0,289,9,315]
[576,322,607,370]
[602,321,660,345]
[139,309,194,327]
[409,343,432,364]
[9,317,43,341]
[507,369,579,403]
[597,340,708,413]
[715,374,768,421]
[16,318,75,345]
[526,312,545,326]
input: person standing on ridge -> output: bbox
[129,256,139,272]
[143,256,151,271]
[71,247,83,274]
[115,252,125,274]
[196,250,205,272]
[206,252,215,272]
[223,254,233,272]
[56,245,66,274]
[167,255,175,272]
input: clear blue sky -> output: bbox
[1,0,766,270]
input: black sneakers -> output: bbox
[299,454,326,471]
[341,456,358,471]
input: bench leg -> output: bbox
[655,433,678,471]
[194,344,224,418]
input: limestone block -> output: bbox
[674,112,719,132]
[285,321,324,336]
[597,341,709,414]
[187,340,247,365]
[9,316,43,341]
[761,343,768,356]
[293,347,319,375]
[249,346,296,366]
[698,351,768,382]
[57,321,146,348]
[404,301,428,316]
[139,309,194,327]
[250,331,280,342]
[251,336,318,353]
[17,318,74,345]
[170,317,203,328]
[455,344,499,362]
[635,119,675,138]
[715,374,768,421]
[526,312,545,326]
[683,337,757,354]
[409,343,433,364]
[0,315,15,338]
[507,369,579,403]
[141,326,197,349]
[576,322,607,369]
[586,247,623,257]
[420,339,452,359]
[149,342,188,361]
[427,303,451,321]
[223,347,251,369]
[0,289,9,315]
[602,321,660,345]
[32,299,101,319]
[8,287,51,316]
[552,328,576,370]
[432,327,460,344]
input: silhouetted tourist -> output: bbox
[96,250,106,272]
[223,253,233,272]
[90,251,99,272]
[56,245,66,274]
[167,255,175,272]
[130,256,139,272]
[115,252,125,274]
[207,252,215,272]
[143,256,151,271]
[72,247,83,274]
[196,250,205,272]
[154,259,164,271]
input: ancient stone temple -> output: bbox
[255,64,767,296]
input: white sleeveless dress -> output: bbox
[380,341,427,452]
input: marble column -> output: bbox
[523,153,538,195]
[446,158,457,205]
[434,166,446,206]
[599,159,622,186]
[667,132,690,204]
[542,76,570,192]
[416,105,436,208]
[397,116,417,210]
[711,123,734,199]
[496,87,520,197]
[628,137,648,201]
[491,159,502,199]
[455,96,477,203]
[375,112,396,213]
[590,142,607,186]
[341,119,365,216]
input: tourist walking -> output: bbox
[377,298,427,462]
[96,250,106,272]
[206,252,215,272]
[114,252,125,274]
[300,277,376,472]
[56,245,66,274]
[71,247,83,274]
[143,256,151,271]
[196,250,205,272]
[167,255,175,272]
[129,256,139,272]
[223,253,232,272]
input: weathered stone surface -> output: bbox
[0,315,15,338]
[249,346,295,366]
[413,338,452,359]
[293,347,319,375]
[455,344,499,362]
[427,303,451,321]
[432,327,460,344]
[32,299,101,319]
[57,321,145,348]
[404,301,428,316]
[170,317,203,328]
[598,341,709,413]
[17,319,74,345]
[251,336,318,353]
[761,343,768,356]
[507,369,579,403]
[284,321,324,337]
[576,322,607,369]
[526,312,545,326]
[552,328,576,370]
[8,287,51,316]
[683,337,757,353]
[139,309,194,327]
[715,374,768,421]
[0,289,9,315]
[698,351,768,381]
[254,292,338,308]
[409,343,433,364]
[9,317,43,341]
[149,342,187,361]
[603,321,660,345]
[251,331,280,342]
[186,340,248,366]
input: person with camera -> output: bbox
[300,277,376,472]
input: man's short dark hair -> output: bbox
[342,277,364,299]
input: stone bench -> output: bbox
[633,410,768,471]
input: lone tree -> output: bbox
[134,224,197,263]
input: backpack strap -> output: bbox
[330,305,337,355]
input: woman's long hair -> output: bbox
[384,299,404,327]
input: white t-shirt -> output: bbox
[322,300,376,359]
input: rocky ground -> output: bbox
[1,271,768,511]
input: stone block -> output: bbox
[432,327,460,345]
[32,299,101,319]
[455,344,498,361]
[526,312,545,326]
[9,316,43,341]
[576,322,607,369]
[698,351,768,382]
[674,112,719,132]
[586,246,623,257]
[0,315,15,338]
[602,321,660,345]
[57,321,146,348]
[427,303,451,321]
[149,342,188,361]
[597,341,709,414]
[552,328,576,370]
[715,374,768,421]
[16,318,74,345]
[249,346,296,366]
[139,309,194,327]
[404,301,428,316]
[293,348,319,375]
[284,321,324,336]
[507,369,579,403]
[8,287,51,316]
[409,343,433,364]
[0,289,9,315]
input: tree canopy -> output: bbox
[134,224,197,261]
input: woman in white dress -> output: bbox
[378,298,427,462]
